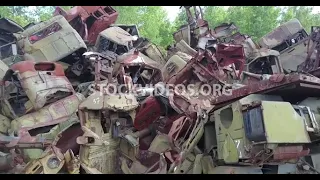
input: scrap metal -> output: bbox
[1,5,320,174]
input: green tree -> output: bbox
[113,6,174,47]
[173,6,281,41]
[158,20,174,47]
[34,6,55,22]
[1,6,320,47]
[32,6,72,22]
[0,6,33,26]
[203,6,228,28]
[225,6,281,41]
[280,6,320,33]
[0,6,73,26]
[172,8,187,29]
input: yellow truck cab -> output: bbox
[16,15,87,63]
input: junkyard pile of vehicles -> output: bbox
[1,6,320,174]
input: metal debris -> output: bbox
[0,5,320,174]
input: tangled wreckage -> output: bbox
[1,6,320,174]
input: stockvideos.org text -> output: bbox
[88,83,233,97]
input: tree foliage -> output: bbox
[173,6,320,41]
[173,8,188,29]
[0,6,72,26]
[0,6,32,26]
[203,6,228,28]
[280,6,320,33]
[226,6,281,41]
[113,6,174,47]
[1,6,320,48]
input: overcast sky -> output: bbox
[162,6,320,22]
[162,6,180,22]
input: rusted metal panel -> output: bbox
[9,61,74,110]
[309,154,320,172]
[214,102,249,162]
[110,24,140,37]
[261,101,310,143]
[64,149,80,174]
[214,23,238,38]
[210,166,263,174]
[10,93,84,134]
[278,163,297,174]
[273,146,310,160]
[0,17,24,33]
[216,43,245,78]
[279,38,311,73]
[17,15,87,62]
[173,25,191,46]
[161,52,190,82]
[97,27,135,47]
[174,40,197,57]
[79,133,120,174]
[79,93,138,112]
[298,97,320,135]
[23,147,65,174]
[0,61,9,80]
[114,50,163,86]
[118,50,163,70]
[0,114,10,135]
[0,18,23,60]
[3,5,320,174]
[54,6,118,45]
[211,74,320,107]
[134,96,162,131]
[141,43,167,65]
[0,151,14,172]
[258,19,305,49]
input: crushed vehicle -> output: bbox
[173,6,211,50]
[258,19,310,73]
[0,18,24,61]
[213,22,284,76]
[258,18,320,76]
[77,89,139,174]
[2,5,320,174]
[111,24,140,38]
[0,15,89,88]
[15,15,89,86]
[0,60,84,173]
[114,49,164,87]
[15,15,87,63]
[134,38,168,65]
[93,26,137,57]
[53,6,118,46]
[0,15,88,68]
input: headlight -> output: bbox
[47,157,60,169]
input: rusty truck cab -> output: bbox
[258,19,310,73]
[16,15,87,63]
[54,6,118,45]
